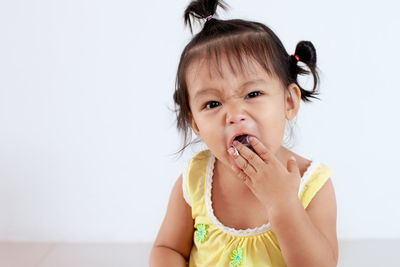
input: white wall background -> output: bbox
[0,0,399,243]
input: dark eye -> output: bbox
[245,91,263,99]
[204,101,221,109]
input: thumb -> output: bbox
[287,156,300,175]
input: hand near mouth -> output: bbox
[227,136,301,216]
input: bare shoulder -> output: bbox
[151,174,194,260]
[291,151,338,262]
[306,177,338,264]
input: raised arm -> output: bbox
[228,137,338,266]
[270,178,339,267]
[149,174,194,267]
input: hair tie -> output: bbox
[292,54,300,62]
[205,14,213,21]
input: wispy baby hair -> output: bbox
[172,0,321,158]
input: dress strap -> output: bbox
[298,163,333,208]
[181,150,211,211]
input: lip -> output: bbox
[228,132,254,149]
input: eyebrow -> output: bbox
[193,78,267,103]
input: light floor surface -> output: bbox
[0,239,399,267]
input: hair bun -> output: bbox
[184,0,229,33]
[294,41,317,68]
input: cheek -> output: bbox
[205,130,224,146]
[255,107,284,125]
[195,121,223,145]
[257,111,286,146]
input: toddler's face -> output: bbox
[186,55,298,168]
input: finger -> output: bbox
[248,136,277,164]
[229,144,257,178]
[233,141,265,173]
[231,163,252,185]
[287,156,300,177]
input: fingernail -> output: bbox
[228,147,234,155]
[233,140,238,146]
[290,156,296,161]
[233,146,239,156]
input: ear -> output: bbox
[285,83,301,120]
[189,113,201,137]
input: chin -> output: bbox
[213,150,231,166]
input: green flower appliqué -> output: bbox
[194,224,208,243]
[230,247,243,267]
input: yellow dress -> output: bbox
[182,149,333,267]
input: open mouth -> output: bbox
[233,134,256,153]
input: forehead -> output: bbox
[186,54,272,94]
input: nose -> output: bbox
[226,104,246,125]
